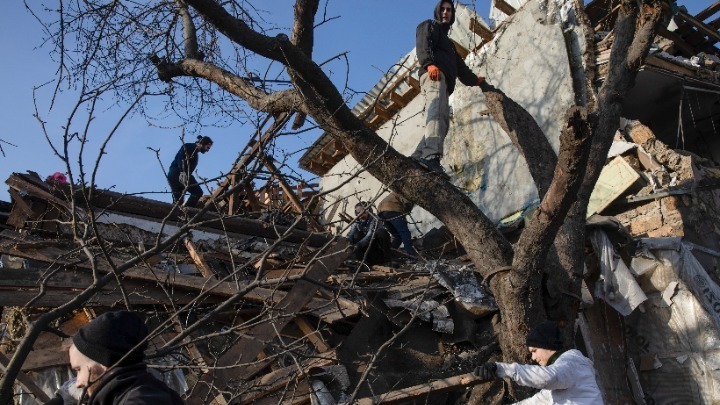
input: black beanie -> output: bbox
[72,311,149,367]
[526,320,563,351]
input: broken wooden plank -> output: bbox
[294,316,331,353]
[184,238,215,278]
[494,0,516,16]
[0,289,223,307]
[0,352,51,403]
[469,17,494,44]
[20,344,71,371]
[696,1,720,22]
[209,113,291,202]
[677,10,720,42]
[657,25,698,57]
[235,350,335,405]
[0,238,358,320]
[7,172,330,247]
[186,240,349,405]
[355,373,484,405]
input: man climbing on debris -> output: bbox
[346,201,391,265]
[167,135,213,208]
[48,311,184,405]
[378,192,418,257]
[412,0,486,175]
[473,320,603,404]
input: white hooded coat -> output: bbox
[496,349,604,404]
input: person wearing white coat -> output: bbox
[474,321,604,404]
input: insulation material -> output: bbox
[432,266,497,316]
[589,230,647,315]
[383,298,454,334]
[625,238,720,404]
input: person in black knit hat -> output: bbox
[48,311,184,405]
[473,320,603,404]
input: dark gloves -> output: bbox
[473,362,498,381]
[45,394,64,405]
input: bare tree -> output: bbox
[0,0,666,402]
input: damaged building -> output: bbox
[1,0,720,404]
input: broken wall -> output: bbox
[604,124,720,278]
[319,0,580,233]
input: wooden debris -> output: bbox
[355,373,484,405]
[0,353,51,403]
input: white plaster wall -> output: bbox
[319,0,578,235]
[439,0,576,224]
[319,92,428,234]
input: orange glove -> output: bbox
[427,64,441,81]
[477,75,485,85]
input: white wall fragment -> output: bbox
[589,230,648,315]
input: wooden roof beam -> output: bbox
[657,25,698,57]
[469,17,494,44]
[696,1,720,22]
[389,91,409,108]
[374,103,393,121]
[494,0,516,16]
[677,10,720,43]
[407,75,420,91]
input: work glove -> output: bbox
[473,362,498,382]
[477,75,485,85]
[45,395,64,405]
[179,172,189,187]
[427,64,441,81]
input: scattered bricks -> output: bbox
[615,211,637,224]
[647,224,684,238]
[634,201,660,217]
[628,214,663,236]
[625,122,656,144]
[661,196,684,212]
[661,210,683,227]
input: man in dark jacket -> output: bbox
[167,135,213,208]
[49,311,184,405]
[412,0,485,174]
[346,202,391,265]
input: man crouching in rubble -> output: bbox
[345,201,391,265]
[473,320,603,404]
[47,311,184,405]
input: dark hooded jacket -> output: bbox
[168,143,200,177]
[416,0,478,94]
[89,364,184,405]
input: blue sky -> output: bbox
[0,1,708,203]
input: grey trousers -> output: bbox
[411,72,449,160]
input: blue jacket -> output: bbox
[169,143,200,175]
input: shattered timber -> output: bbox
[2,0,720,404]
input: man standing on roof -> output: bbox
[412,0,486,174]
[167,135,213,208]
[473,320,603,404]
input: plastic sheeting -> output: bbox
[432,265,497,317]
[588,230,647,315]
[624,238,720,404]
